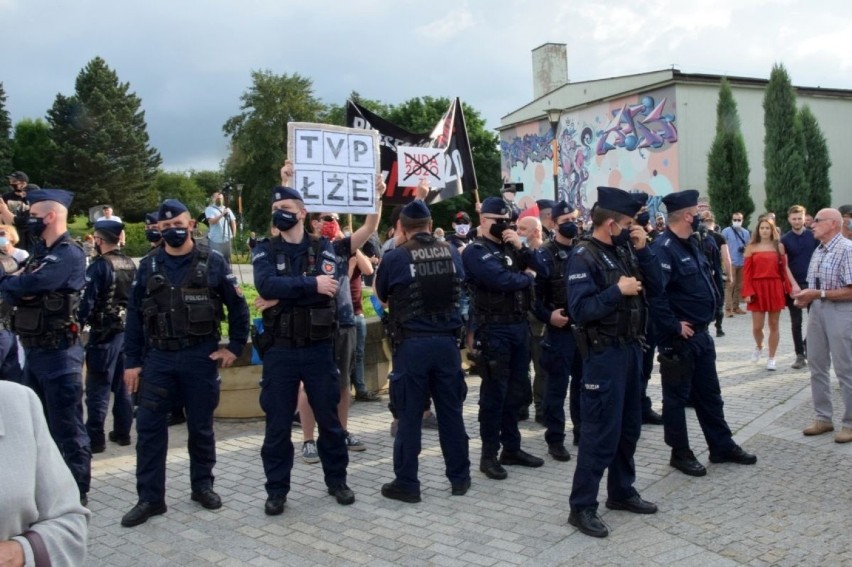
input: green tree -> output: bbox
[190,170,226,198]
[763,63,807,231]
[151,171,206,214]
[798,105,832,215]
[11,118,56,186]
[323,90,393,126]
[223,70,325,231]
[0,82,12,174]
[47,57,162,220]
[707,78,754,226]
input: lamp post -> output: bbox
[545,107,562,201]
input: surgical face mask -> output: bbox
[732,220,743,228]
[846,219,852,231]
[0,237,8,247]
[488,219,510,239]
[557,221,578,240]
[145,229,161,243]
[161,227,189,248]
[518,236,528,246]
[611,222,631,246]
[272,209,299,232]
[455,224,470,237]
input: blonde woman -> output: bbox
[741,219,796,370]
[0,224,29,266]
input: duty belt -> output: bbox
[148,335,216,351]
[399,328,461,340]
[19,333,78,350]
[271,336,331,348]
[475,313,526,325]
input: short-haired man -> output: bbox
[721,212,750,315]
[536,199,557,240]
[781,205,818,369]
[0,171,38,253]
[205,193,237,263]
[793,208,852,443]
[517,215,547,422]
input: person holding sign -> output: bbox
[251,163,385,516]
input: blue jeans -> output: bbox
[350,314,368,393]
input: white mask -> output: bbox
[455,224,470,237]
[0,237,7,247]
[732,220,742,228]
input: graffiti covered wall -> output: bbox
[500,87,679,218]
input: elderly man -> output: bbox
[517,215,547,422]
[793,208,852,443]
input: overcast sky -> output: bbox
[3,0,851,172]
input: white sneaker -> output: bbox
[750,347,763,363]
[766,358,776,371]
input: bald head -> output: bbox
[517,216,543,248]
[812,208,842,244]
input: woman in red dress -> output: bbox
[741,219,796,370]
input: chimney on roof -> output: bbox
[532,43,568,99]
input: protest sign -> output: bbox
[287,123,380,214]
[396,146,445,187]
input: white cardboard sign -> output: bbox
[287,123,380,214]
[395,146,446,187]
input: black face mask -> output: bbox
[94,243,103,256]
[28,216,46,238]
[557,221,578,240]
[161,227,189,248]
[273,209,300,232]
[636,212,651,226]
[611,223,631,247]
[488,220,510,239]
[691,214,701,233]
[145,229,161,243]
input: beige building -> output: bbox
[499,43,852,220]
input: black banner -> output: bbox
[346,98,478,205]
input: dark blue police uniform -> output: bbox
[252,186,354,515]
[650,190,755,477]
[78,220,136,451]
[0,189,91,501]
[566,187,661,538]
[462,197,548,479]
[375,200,470,501]
[123,200,249,521]
[533,205,582,457]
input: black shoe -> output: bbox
[499,449,544,468]
[191,488,222,510]
[568,508,609,538]
[381,481,421,503]
[264,495,286,516]
[80,494,88,507]
[716,329,725,337]
[354,390,382,402]
[605,495,658,514]
[108,431,131,446]
[91,443,106,454]
[642,409,663,425]
[167,412,186,427]
[670,449,707,477]
[121,501,167,527]
[548,443,571,462]
[451,478,471,496]
[328,484,355,505]
[709,445,757,465]
[480,457,508,480]
[518,407,530,421]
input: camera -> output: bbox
[738,246,745,254]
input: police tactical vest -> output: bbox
[90,250,137,333]
[141,243,223,344]
[470,238,532,323]
[541,240,570,311]
[575,238,647,340]
[0,252,18,329]
[388,235,459,328]
[261,234,337,342]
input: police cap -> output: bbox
[7,171,28,183]
[145,211,159,225]
[536,199,556,212]
[271,186,302,204]
[596,186,642,217]
[662,189,700,213]
[94,219,124,240]
[480,196,510,216]
[26,189,74,209]
[400,199,431,221]
[551,200,578,220]
[158,199,189,220]
[631,191,650,206]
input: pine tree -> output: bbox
[707,78,754,226]
[11,118,56,186]
[798,105,832,215]
[763,63,807,231]
[0,82,12,175]
[47,57,162,218]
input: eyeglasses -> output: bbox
[811,218,832,224]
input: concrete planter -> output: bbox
[214,316,392,420]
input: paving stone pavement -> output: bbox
[87,310,851,566]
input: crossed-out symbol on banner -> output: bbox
[403,152,440,181]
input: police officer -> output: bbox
[533,201,582,461]
[651,190,757,477]
[463,196,548,480]
[536,198,557,241]
[144,211,162,248]
[252,178,384,516]
[375,199,470,502]
[78,219,136,452]
[500,182,522,221]
[566,186,661,538]
[0,189,91,504]
[121,199,249,527]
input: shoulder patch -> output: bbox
[251,250,268,263]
